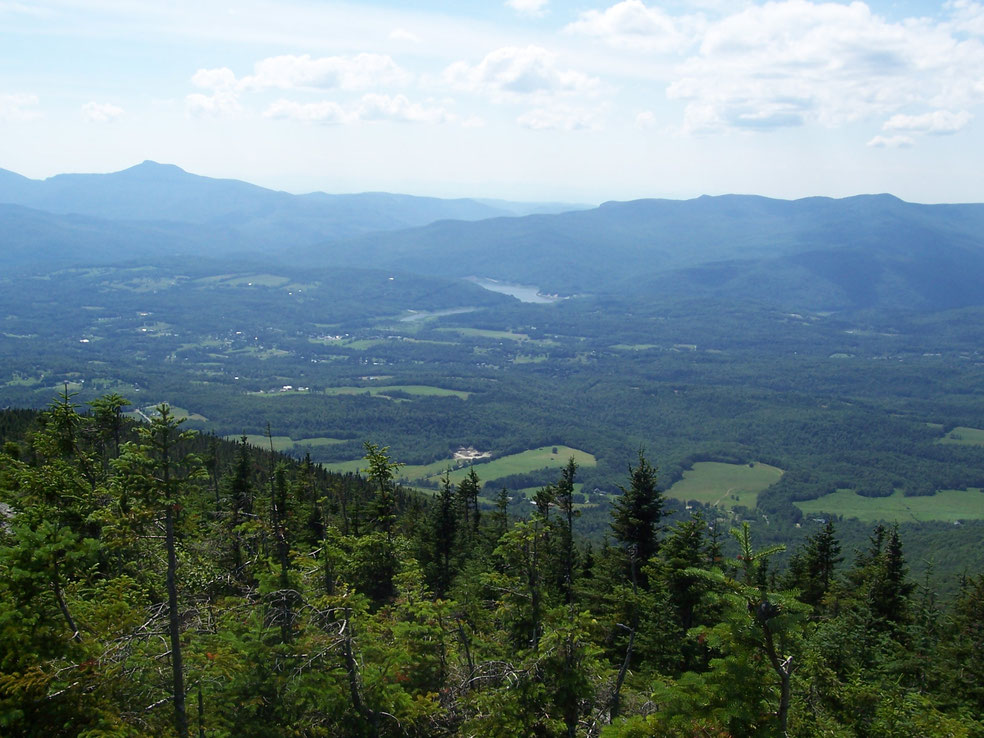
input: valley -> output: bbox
[3,165,984,580]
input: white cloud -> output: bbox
[192,67,238,91]
[517,105,601,131]
[187,54,412,119]
[946,0,984,36]
[264,99,350,124]
[81,101,124,123]
[0,92,40,122]
[263,94,452,125]
[636,110,656,128]
[665,0,984,134]
[240,53,408,91]
[566,0,697,53]
[186,91,242,118]
[506,0,549,18]
[357,94,451,123]
[444,46,598,102]
[883,109,972,134]
[189,54,409,98]
[867,134,915,148]
[388,28,421,43]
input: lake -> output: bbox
[467,277,560,303]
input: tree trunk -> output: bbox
[166,503,189,738]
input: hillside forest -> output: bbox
[1,395,983,738]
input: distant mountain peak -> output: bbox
[121,160,188,177]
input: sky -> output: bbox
[1,0,982,203]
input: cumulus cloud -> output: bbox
[0,92,40,122]
[867,134,915,148]
[81,101,124,123]
[186,54,411,118]
[517,105,600,130]
[186,91,242,118]
[882,109,972,134]
[636,110,657,128]
[263,94,452,125]
[665,0,984,134]
[264,99,349,124]
[190,54,408,98]
[444,46,598,102]
[358,94,452,123]
[192,67,238,91]
[506,0,549,17]
[240,53,408,91]
[566,0,696,53]
[946,0,984,36]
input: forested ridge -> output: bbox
[2,396,983,737]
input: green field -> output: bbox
[229,435,349,452]
[324,445,596,488]
[437,327,529,341]
[341,339,387,350]
[937,426,984,446]
[611,344,658,351]
[665,461,784,509]
[427,446,595,486]
[322,385,470,400]
[320,459,368,474]
[795,488,984,522]
[130,405,208,422]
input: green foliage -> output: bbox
[1,402,984,736]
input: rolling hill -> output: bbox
[0,161,579,256]
[315,193,984,311]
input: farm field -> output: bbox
[937,426,984,446]
[665,461,784,509]
[324,445,596,488]
[795,488,984,522]
[229,435,349,453]
[437,327,529,341]
[129,405,207,422]
[429,445,596,486]
[322,385,471,400]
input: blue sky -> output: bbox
[1,0,982,203]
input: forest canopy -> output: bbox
[1,396,982,737]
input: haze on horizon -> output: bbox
[2,0,983,204]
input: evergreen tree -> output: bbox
[456,467,481,537]
[611,451,664,586]
[785,520,842,612]
[116,403,203,738]
[362,442,402,539]
[430,471,458,597]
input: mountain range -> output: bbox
[2,162,984,313]
[0,161,581,266]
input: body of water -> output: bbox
[467,277,560,303]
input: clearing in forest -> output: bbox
[937,426,984,446]
[426,445,596,486]
[323,445,596,487]
[228,435,349,453]
[795,487,984,522]
[322,385,470,400]
[665,461,784,509]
